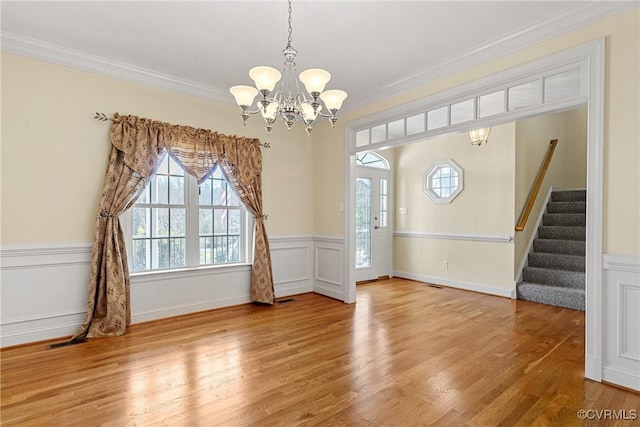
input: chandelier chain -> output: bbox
[287,0,293,47]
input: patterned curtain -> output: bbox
[73,113,274,341]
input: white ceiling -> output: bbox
[1,1,634,110]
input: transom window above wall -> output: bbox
[355,151,389,169]
[424,160,463,204]
[350,61,586,152]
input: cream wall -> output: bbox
[393,123,516,289]
[0,53,314,245]
[313,8,639,257]
[513,108,588,272]
[394,123,515,235]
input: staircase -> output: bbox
[517,190,586,311]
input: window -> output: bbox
[126,154,250,273]
[355,152,389,169]
[424,159,464,204]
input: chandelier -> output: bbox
[229,0,347,136]
[468,127,491,146]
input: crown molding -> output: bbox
[1,2,636,110]
[0,32,232,105]
[343,1,638,112]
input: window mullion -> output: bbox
[187,174,200,268]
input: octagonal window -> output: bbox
[424,160,463,204]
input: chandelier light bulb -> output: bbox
[301,103,320,123]
[261,101,280,121]
[320,90,348,111]
[299,69,331,95]
[249,66,282,92]
[229,85,259,107]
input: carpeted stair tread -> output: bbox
[533,239,585,256]
[538,226,586,241]
[528,252,585,272]
[551,190,586,202]
[546,201,586,214]
[522,266,585,289]
[517,282,585,311]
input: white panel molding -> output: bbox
[313,235,346,301]
[602,366,640,392]
[393,270,516,299]
[394,231,513,243]
[315,247,342,286]
[269,235,314,296]
[602,254,640,391]
[618,284,640,362]
[0,32,231,104]
[0,243,92,269]
[603,254,640,273]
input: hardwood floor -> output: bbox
[1,278,638,426]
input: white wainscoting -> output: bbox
[602,254,640,391]
[0,243,92,347]
[313,236,346,301]
[0,235,325,347]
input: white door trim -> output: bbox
[344,38,605,382]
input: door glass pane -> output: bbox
[380,178,388,228]
[355,178,372,269]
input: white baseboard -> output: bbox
[393,270,516,299]
[602,365,640,391]
[313,283,345,301]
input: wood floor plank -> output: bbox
[2,278,638,426]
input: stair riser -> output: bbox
[528,253,585,272]
[523,268,585,289]
[538,226,585,241]
[546,202,586,214]
[551,191,587,202]
[533,239,585,256]
[543,214,586,227]
[517,283,585,311]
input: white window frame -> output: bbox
[423,159,464,204]
[121,156,253,276]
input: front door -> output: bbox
[355,165,390,282]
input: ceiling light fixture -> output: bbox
[229,0,347,136]
[468,127,491,146]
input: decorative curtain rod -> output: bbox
[91,112,270,148]
[94,112,113,121]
